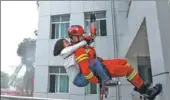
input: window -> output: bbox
[51,14,70,39]
[49,66,69,93]
[84,11,107,36]
[85,83,98,94]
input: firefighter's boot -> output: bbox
[145,83,162,100]
[134,82,162,100]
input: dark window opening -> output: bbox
[49,75,55,93]
[90,83,97,94]
[51,24,55,39]
[100,20,107,36]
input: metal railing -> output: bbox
[1,95,69,100]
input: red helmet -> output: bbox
[68,25,85,37]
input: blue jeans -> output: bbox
[73,59,110,87]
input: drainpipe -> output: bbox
[110,1,120,100]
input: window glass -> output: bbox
[49,66,59,73]
[100,20,107,36]
[59,75,69,93]
[49,75,55,93]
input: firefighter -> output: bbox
[53,34,117,87]
[67,24,162,100]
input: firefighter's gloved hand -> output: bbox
[90,26,96,37]
[84,34,94,45]
[90,13,97,38]
[87,40,94,45]
[84,39,93,45]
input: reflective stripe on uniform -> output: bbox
[77,57,88,63]
[76,54,88,62]
[85,48,90,53]
[125,63,130,66]
[84,72,94,79]
[127,70,137,80]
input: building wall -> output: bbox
[118,1,163,78]
[116,1,169,100]
[154,1,170,100]
[117,1,159,58]
[35,1,170,100]
[34,1,117,100]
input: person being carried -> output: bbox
[53,38,117,87]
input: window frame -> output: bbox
[51,14,70,39]
[48,66,69,93]
[84,11,107,36]
[85,83,99,95]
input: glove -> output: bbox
[90,13,97,37]
[90,24,96,37]
[84,35,94,45]
[87,40,94,45]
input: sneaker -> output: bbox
[104,79,120,86]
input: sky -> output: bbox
[1,1,38,77]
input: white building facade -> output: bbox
[34,1,170,100]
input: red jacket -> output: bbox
[74,47,99,84]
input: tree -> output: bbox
[1,71,10,89]
[17,38,36,67]
[17,38,36,96]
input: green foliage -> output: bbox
[1,71,9,88]
[17,38,36,67]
